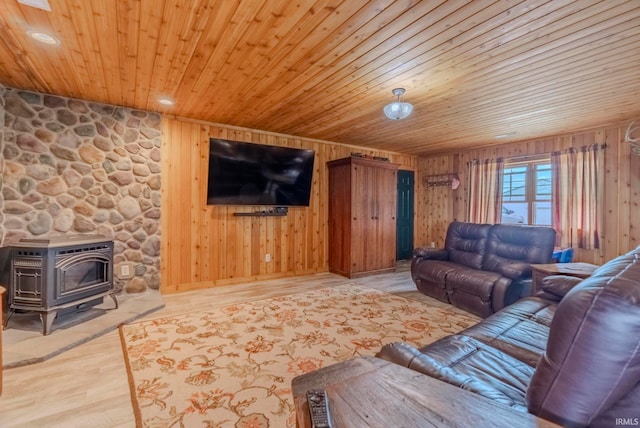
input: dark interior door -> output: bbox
[396,170,414,260]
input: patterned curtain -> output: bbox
[467,158,504,224]
[551,145,604,249]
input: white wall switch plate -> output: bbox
[121,265,130,276]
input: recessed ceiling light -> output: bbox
[506,108,552,121]
[158,97,175,106]
[18,0,51,11]
[495,132,518,139]
[28,31,60,45]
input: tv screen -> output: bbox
[207,138,315,206]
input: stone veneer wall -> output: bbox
[0,86,161,293]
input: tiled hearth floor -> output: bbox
[3,290,164,368]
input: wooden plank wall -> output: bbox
[415,122,640,264]
[161,117,417,293]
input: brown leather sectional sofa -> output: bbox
[378,245,640,427]
[411,222,557,317]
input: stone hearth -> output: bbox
[3,289,164,368]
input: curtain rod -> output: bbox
[467,157,503,165]
[552,143,607,155]
[503,153,547,162]
[467,143,607,164]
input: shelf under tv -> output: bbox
[233,209,288,217]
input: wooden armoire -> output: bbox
[327,156,399,278]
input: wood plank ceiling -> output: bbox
[1,0,639,156]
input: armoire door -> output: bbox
[352,163,377,274]
[376,166,397,271]
[327,162,352,276]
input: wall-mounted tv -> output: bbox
[206,138,316,206]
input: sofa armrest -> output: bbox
[491,277,522,313]
[498,262,532,280]
[413,247,449,260]
[535,275,583,301]
[376,342,425,368]
[377,341,462,384]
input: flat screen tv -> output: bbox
[207,138,315,206]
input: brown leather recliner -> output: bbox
[412,221,556,317]
[378,245,640,427]
[527,249,640,426]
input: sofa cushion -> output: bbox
[463,297,556,367]
[445,267,504,298]
[445,267,506,317]
[385,335,534,411]
[412,260,459,286]
[411,260,460,302]
[445,222,492,270]
[484,224,556,279]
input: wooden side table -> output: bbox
[530,262,599,295]
[292,356,559,427]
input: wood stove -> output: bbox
[4,235,116,335]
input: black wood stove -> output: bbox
[4,235,117,335]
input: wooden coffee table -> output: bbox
[530,262,599,294]
[292,356,559,427]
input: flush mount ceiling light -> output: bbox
[158,97,175,106]
[495,131,518,139]
[28,30,60,45]
[383,88,413,120]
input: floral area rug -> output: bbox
[119,284,479,427]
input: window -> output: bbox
[501,157,551,226]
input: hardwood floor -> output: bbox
[0,267,466,428]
